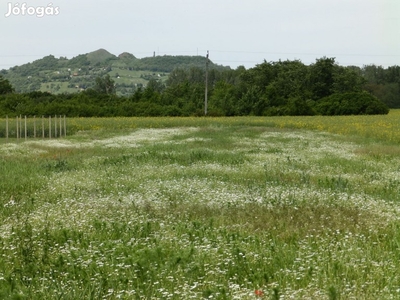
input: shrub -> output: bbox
[315,91,389,115]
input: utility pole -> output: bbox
[205,50,209,116]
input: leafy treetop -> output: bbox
[0,75,14,94]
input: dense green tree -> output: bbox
[332,66,366,94]
[362,65,386,84]
[141,80,162,104]
[94,74,116,94]
[361,64,400,107]
[365,83,400,108]
[284,97,315,116]
[265,60,311,104]
[385,66,400,83]
[187,67,205,84]
[0,75,14,94]
[237,86,263,115]
[145,78,165,94]
[241,61,274,87]
[209,81,237,116]
[0,93,26,115]
[166,69,189,86]
[310,57,336,100]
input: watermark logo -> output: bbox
[5,2,60,18]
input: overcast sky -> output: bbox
[1,0,399,70]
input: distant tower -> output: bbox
[153,51,155,57]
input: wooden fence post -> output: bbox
[6,115,8,143]
[16,116,19,140]
[59,115,62,137]
[33,116,36,138]
[19,115,22,139]
[42,116,45,138]
[3,115,67,141]
[24,116,27,140]
[49,116,51,139]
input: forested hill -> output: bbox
[0,49,229,95]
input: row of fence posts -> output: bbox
[4,115,66,143]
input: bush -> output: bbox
[284,97,316,116]
[162,105,183,116]
[315,92,389,115]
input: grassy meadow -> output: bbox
[1,112,400,299]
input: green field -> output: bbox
[1,114,400,299]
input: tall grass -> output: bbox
[2,109,400,142]
[53,109,400,143]
[1,117,400,298]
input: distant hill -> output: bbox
[0,49,230,96]
[86,48,117,65]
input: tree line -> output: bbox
[0,57,395,117]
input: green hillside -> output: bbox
[0,49,229,96]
